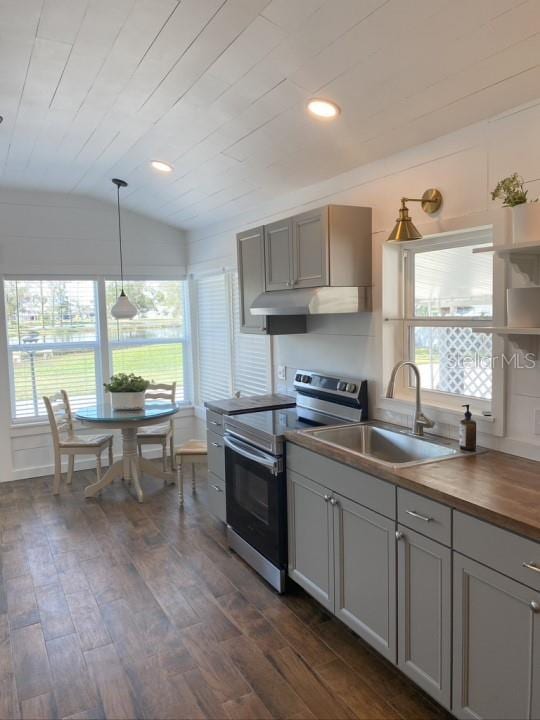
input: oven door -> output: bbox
[224,434,286,567]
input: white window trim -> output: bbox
[4,276,192,425]
[379,220,506,439]
[401,233,493,414]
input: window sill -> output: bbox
[377,395,495,429]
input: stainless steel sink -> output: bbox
[304,421,463,468]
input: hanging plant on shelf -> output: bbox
[491,172,540,246]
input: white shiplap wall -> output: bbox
[187,97,540,460]
[0,188,200,481]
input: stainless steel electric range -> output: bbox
[223,370,368,592]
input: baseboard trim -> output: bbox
[10,447,167,482]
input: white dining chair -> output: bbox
[43,390,114,495]
[136,382,177,471]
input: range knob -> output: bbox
[295,373,302,382]
[346,383,357,393]
[337,381,347,391]
[302,374,311,383]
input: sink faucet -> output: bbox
[385,361,434,437]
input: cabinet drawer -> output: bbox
[207,472,226,523]
[454,511,540,591]
[398,488,451,546]
[207,430,225,480]
[286,443,395,519]
[206,410,224,435]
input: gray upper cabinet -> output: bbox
[237,227,266,333]
[292,207,329,288]
[453,553,540,720]
[287,470,333,611]
[397,525,451,709]
[333,492,396,663]
[264,218,293,291]
[263,204,372,292]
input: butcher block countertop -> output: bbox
[205,393,295,415]
[285,431,540,541]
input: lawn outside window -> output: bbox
[4,277,189,423]
[402,230,494,414]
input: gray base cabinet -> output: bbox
[397,525,451,709]
[287,468,396,660]
[453,553,540,720]
[287,470,333,610]
[206,413,226,523]
[334,493,396,662]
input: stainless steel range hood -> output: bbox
[250,286,372,316]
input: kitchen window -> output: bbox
[195,271,270,404]
[403,231,493,408]
[4,277,189,422]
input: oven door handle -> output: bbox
[223,435,280,475]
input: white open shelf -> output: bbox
[473,326,540,335]
[472,242,540,256]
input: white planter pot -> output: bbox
[511,202,540,246]
[110,391,145,410]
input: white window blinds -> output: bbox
[4,279,99,420]
[231,274,270,396]
[196,274,232,402]
[195,272,270,404]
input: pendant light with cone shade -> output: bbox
[386,188,443,242]
[111,178,137,320]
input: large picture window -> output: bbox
[4,278,188,422]
[5,280,99,419]
[404,231,493,406]
[106,280,186,402]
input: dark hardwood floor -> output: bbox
[0,466,451,720]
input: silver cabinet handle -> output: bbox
[323,494,331,503]
[209,420,220,426]
[522,561,540,574]
[329,497,338,506]
[210,484,223,493]
[530,601,540,613]
[211,442,221,448]
[405,509,433,523]
[395,531,404,540]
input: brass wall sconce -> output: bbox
[386,188,443,242]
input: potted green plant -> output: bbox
[491,173,539,245]
[104,373,150,410]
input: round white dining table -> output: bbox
[76,402,178,502]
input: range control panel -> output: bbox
[294,370,361,396]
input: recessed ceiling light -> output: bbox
[306,98,341,119]
[151,160,173,173]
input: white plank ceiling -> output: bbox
[1,0,540,230]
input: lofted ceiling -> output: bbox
[1,0,540,231]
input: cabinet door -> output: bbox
[287,470,334,611]
[292,208,329,288]
[397,526,451,709]
[237,227,266,333]
[453,553,540,720]
[264,219,293,291]
[333,493,396,662]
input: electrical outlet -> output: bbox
[277,365,286,380]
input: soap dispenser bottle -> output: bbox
[459,404,476,451]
